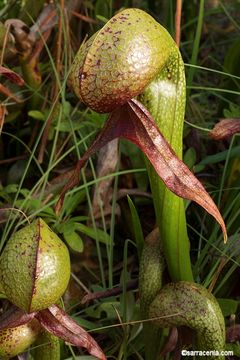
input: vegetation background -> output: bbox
[0,0,240,358]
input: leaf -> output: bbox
[225,343,240,357]
[121,141,148,189]
[159,327,178,358]
[217,298,239,317]
[3,184,20,194]
[223,103,240,118]
[58,219,109,247]
[128,100,227,241]
[62,190,86,217]
[74,223,112,245]
[85,301,120,320]
[28,110,45,120]
[0,306,35,330]
[0,105,6,133]
[56,100,227,242]
[183,147,196,170]
[0,83,22,102]
[63,228,84,253]
[92,139,119,220]
[198,146,240,165]
[209,118,240,140]
[56,119,85,132]
[64,357,99,360]
[95,15,109,24]
[0,66,24,85]
[95,0,110,22]
[36,305,106,360]
[72,317,99,331]
[127,196,144,260]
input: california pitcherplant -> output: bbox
[55,8,227,359]
[0,218,106,359]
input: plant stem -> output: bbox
[175,0,182,47]
[187,0,205,96]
